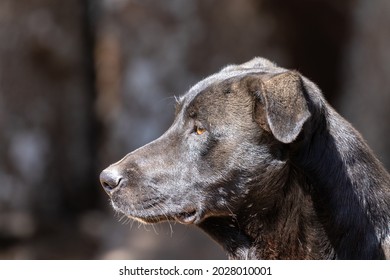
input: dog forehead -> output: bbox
[180,57,286,104]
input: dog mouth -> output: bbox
[173,209,199,224]
[127,210,199,225]
[111,200,201,225]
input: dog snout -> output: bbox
[99,167,123,195]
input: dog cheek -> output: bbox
[199,173,242,211]
[214,188,230,208]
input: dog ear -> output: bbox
[249,71,311,143]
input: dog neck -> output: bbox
[290,107,388,259]
[199,166,332,259]
[200,107,388,259]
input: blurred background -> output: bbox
[0,0,389,259]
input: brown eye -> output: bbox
[195,126,206,135]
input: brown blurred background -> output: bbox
[0,0,389,259]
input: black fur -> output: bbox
[100,58,390,259]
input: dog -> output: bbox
[100,57,390,259]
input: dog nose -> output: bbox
[99,168,123,194]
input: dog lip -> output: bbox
[125,211,199,225]
[111,198,201,224]
[174,210,199,224]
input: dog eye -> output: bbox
[194,125,206,135]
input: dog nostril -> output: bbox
[101,180,115,190]
[99,169,123,194]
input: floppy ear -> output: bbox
[249,71,311,143]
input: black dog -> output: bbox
[100,58,390,259]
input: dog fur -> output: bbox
[100,57,390,259]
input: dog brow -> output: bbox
[174,96,185,116]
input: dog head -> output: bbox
[100,57,313,225]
